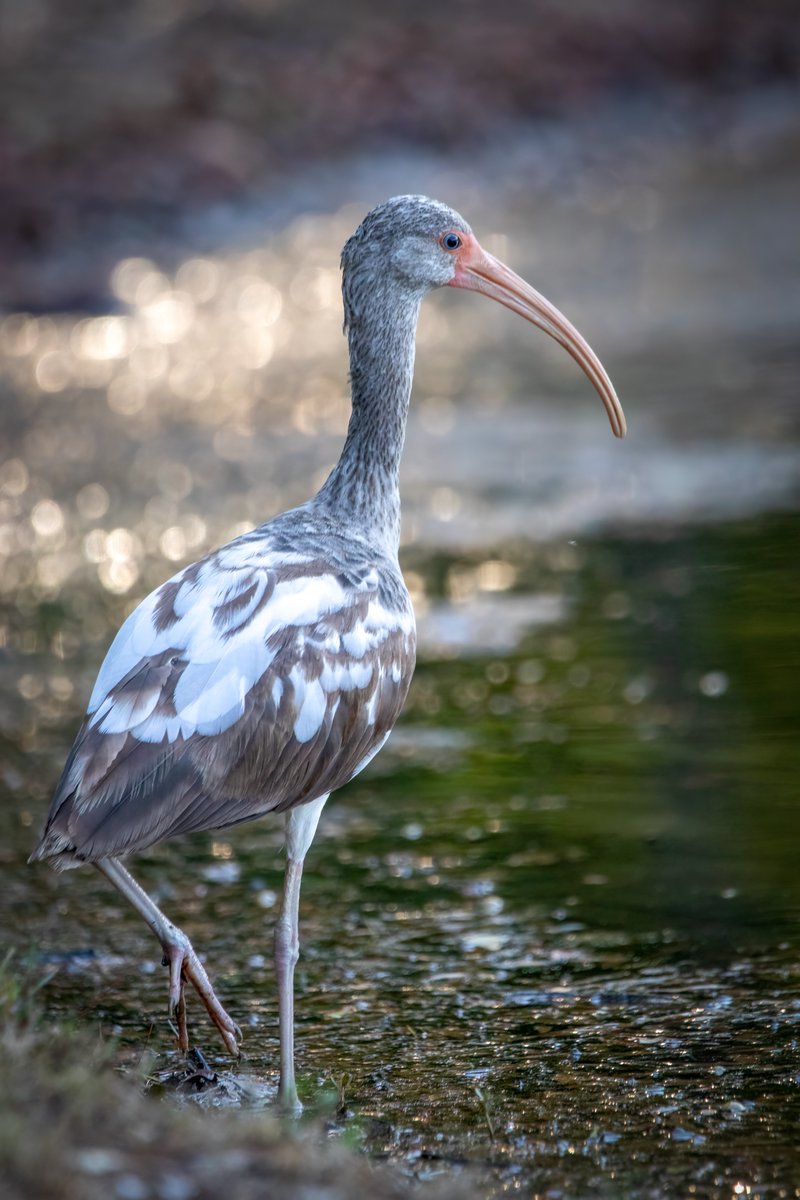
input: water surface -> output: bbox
[2,118,800,1197]
[3,514,798,1197]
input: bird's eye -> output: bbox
[441,232,462,251]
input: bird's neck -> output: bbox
[315,284,422,556]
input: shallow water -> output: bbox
[4,515,799,1196]
[2,114,800,1197]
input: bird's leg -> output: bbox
[95,857,242,1057]
[275,858,304,1110]
[172,980,189,1051]
[275,794,328,1113]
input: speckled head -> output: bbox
[341,194,473,293]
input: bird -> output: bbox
[31,195,626,1111]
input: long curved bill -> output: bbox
[449,235,626,438]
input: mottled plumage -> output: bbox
[31,194,624,1111]
[38,519,414,864]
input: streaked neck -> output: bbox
[315,282,421,555]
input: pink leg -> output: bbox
[95,857,241,1057]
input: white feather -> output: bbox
[213,572,271,633]
[87,590,163,713]
[95,686,161,734]
[132,713,193,743]
[291,672,327,743]
[349,659,373,689]
[342,627,370,658]
[83,538,407,747]
[365,685,380,726]
[365,599,414,636]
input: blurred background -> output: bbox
[1,2,799,1197]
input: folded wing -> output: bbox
[34,537,415,866]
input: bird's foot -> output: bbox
[278,1084,303,1117]
[161,929,242,1058]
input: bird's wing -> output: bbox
[36,537,415,864]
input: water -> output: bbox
[4,516,798,1196]
[2,115,800,1196]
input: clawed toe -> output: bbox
[217,1018,242,1058]
[161,936,241,1057]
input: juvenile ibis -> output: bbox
[31,195,625,1111]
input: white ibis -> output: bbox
[31,195,625,1111]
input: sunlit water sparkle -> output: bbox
[2,125,800,1198]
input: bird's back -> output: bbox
[33,506,415,868]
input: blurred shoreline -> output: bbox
[1,0,798,309]
[1,81,797,314]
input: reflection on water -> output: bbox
[2,135,800,1197]
[3,515,799,1197]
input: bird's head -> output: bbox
[342,195,473,291]
[343,194,626,438]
